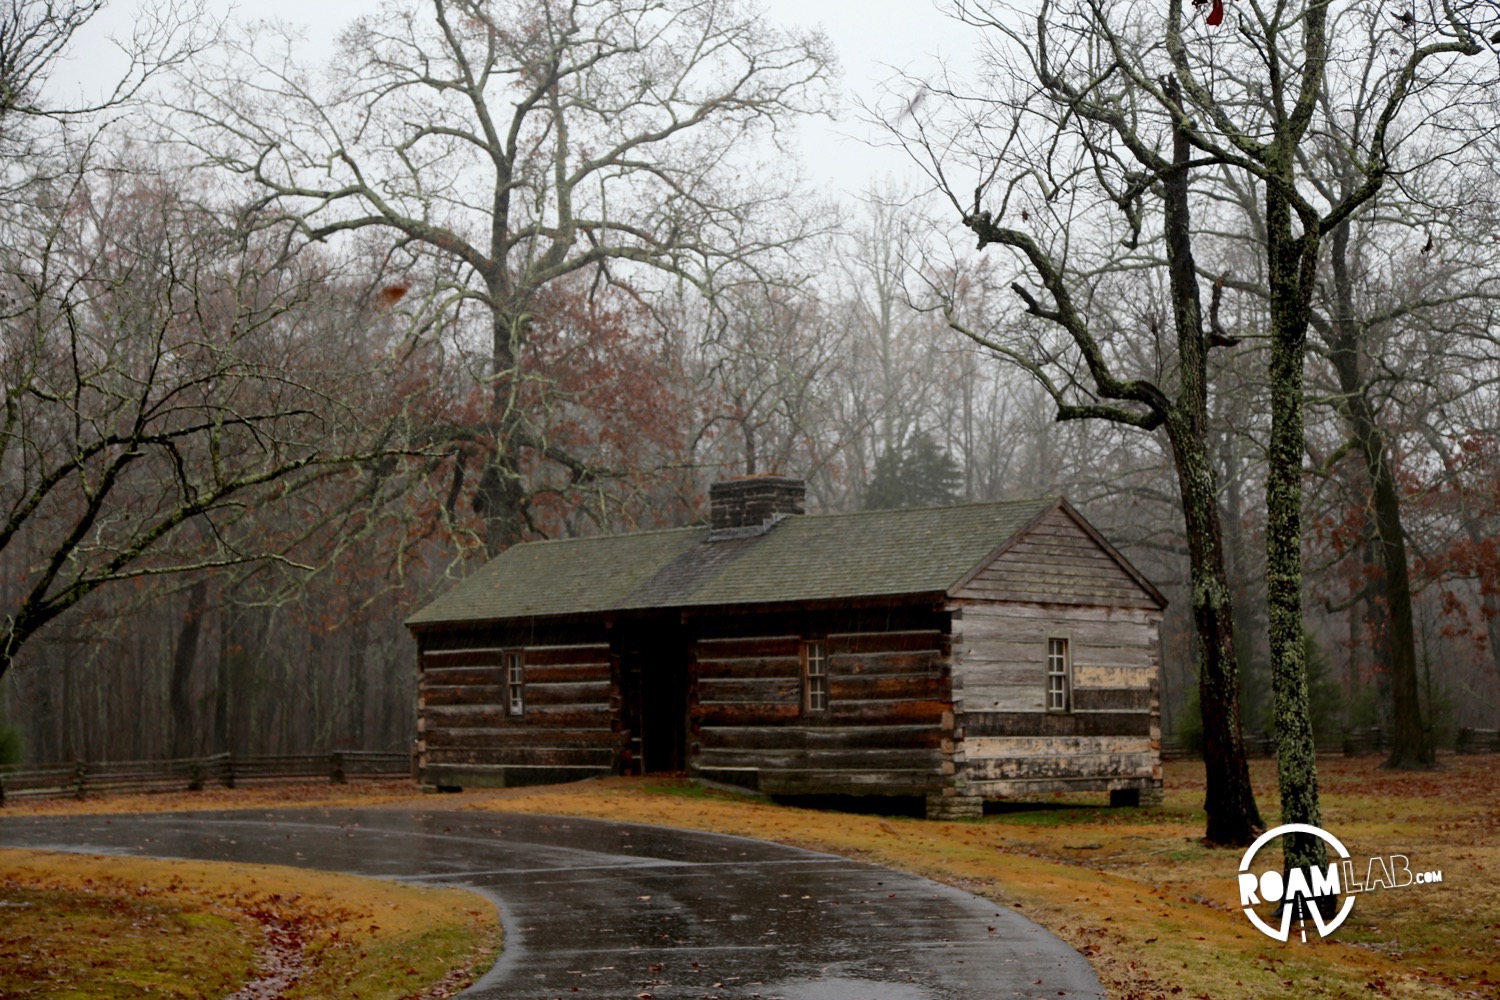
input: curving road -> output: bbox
[0,809,1103,999]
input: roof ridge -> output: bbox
[494,496,1056,548]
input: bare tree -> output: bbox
[0,151,419,683]
[0,0,207,132]
[689,280,845,483]
[895,0,1494,866]
[888,2,1266,845]
[169,0,834,554]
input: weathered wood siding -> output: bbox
[951,598,1162,797]
[954,505,1158,609]
[417,629,617,788]
[689,609,951,796]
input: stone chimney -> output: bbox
[709,475,805,533]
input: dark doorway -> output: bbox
[617,620,690,774]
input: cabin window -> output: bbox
[803,639,828,713]
[1046,637,1071,712]
[505,650,525,716]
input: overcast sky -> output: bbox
[51,0,975,200]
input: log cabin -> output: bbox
[405,476,1167,818]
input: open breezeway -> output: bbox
[0,808,1102,999]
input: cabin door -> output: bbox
[618,621,689,774]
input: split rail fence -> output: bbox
[0,750,413,804]
[1160,726,1500,761]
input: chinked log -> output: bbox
[425,746,617,768]
[963,711,1151,737]
[420,650,508,669]
[424,704,611,728]
[523,681,613,706]
[827,675,944,701]
[1071,688,1154,711]
[694,747,943,770]
[423,685,507,706]
[519,645,613,666]
[692,703,804,726]
[694,636,801,657]
[697,724,942,751]
[425,728,618,749]
[1070,665,1155,689]
[420,656,606,689]
[966,752,1155,782]
[697,678,800,703]
[523,662,612,684]
[752,769,946,795]
[825,630,944,654]
[965,735,1151,757]
[422,681,611,708]
[420,667,507,686]
[695,656,802,680]
[828,651,941,676]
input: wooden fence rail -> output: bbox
[0,750,413,804]
[1456,728,1500,754]
[1162,726,1498,762]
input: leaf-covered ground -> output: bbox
[2,757,1496,999]
[0,847,498,999]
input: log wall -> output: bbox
[689,608,951,796]
[417,628,617,788]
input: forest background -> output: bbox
[1,0,1496,775]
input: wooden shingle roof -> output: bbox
[405,496,1163,628]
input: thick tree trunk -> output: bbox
[1171,431,1266,842]
[169,580,209,759]
[1264,185,1324,873]
[1369,467,1431,766]
[475,305,529,556]
[1160,87,1263,843]
[1326,223,1432,768]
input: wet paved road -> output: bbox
[0,809,1102,999]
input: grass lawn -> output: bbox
[0,829,498,999]
[2,757,1496,999]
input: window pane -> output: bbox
[804,640,827,712]
[507,652,524,715]
[1046,638,1069,712]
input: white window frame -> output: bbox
[1046,637,1071,713]
[803,639,828,714]
[505,650,525,717]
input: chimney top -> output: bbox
[707,475,805,539]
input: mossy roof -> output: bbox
[407,496,1070,627]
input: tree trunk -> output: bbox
[1325,222,1432,768]
[349,618,368,748]
[1160,85,1263,843]
[475,305,529,556]
[169,580,209,760]
[1171,429,1265,842]
[1264,183,1324,873]
[214,601,233,756]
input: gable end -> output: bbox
[949,499,1165,609]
